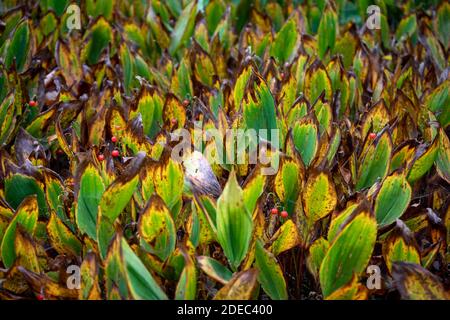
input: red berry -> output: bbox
[97,154,105,161]
[111,150,120,157]
[29,100,37,107]
[280,211,288,218]
[171,118,178,126]
[271,208,279,215]
[56,149,64,155]
[36,294,44,300]
[111,136,118,143]
[280,72,285,79]
[369,132,376,140]
[182,99,190,107]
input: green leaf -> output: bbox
[193,21,212,52]
[196,194,217,230]
[175,247,197,300]
[97,215,115,261]
[383,221,420,273]
[153,153,184,216]
[305,62,332,104]
[131,88,164,140]
[197,256,232,284]
[121,238,168,300]
[169,0,198,55]
[56,40,82,88]
[424,31,446,72]
[424,80,449,128]
[5,173,47,219]
[255,240,288,300]
[134,54,152,81]
[0,69,8,102]
[270,18,298,64]
[138,195,176,261]
[1,195,39,268]
[242,74,278,142]
[44,171,71,227]
[99,153,145,222]
[317,6,338,60]
[205,0,225,35]
[86,0,114,20]
[5,19,31,72]
[216,171,253,271]
[120,44,134,95]
[0,94,17,146]
[332,32,356,69]
[292,118,319,167]
[43,0,69,16]
[395,15,417,41]
[193,44,216,87]
[407,138,439,184]
[328,202,358,242]
[356,131,392,191]
[436,2,450,49]
[188,204,200,247]
[307,237,329,282]
[326,127,341,164]
[171,56,193,100]
[380,14,390,49]
[233,66,252,111]
[105,235,130,299]
[319,205,377,298]
[313,98,332,135]
[39,12,57,36]
[435,129,450,183]
[25,107,57,138]
[243,169,266,214]
[76,163,105,240]
[280,75,297,116]
[374,172,412,228]
[391,142,415,173]
[361,100,390,139]
[81,18,112,65]
[274,158,303,216]
[47,211,82,257]
[234,0,252,33]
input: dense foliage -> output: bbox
[0,0,449,300]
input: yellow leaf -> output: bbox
[214,269,258,300]
[325,274,368,300]
[269,220,301,256]
[302,171,337,222]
